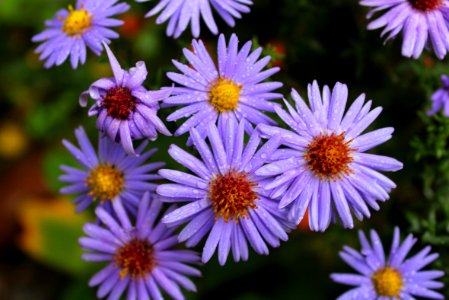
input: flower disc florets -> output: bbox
[114,239,155,280]
[102,87,137,120]
[408,0,442,11]
[62,5,92,36]
[372,267,403,297]
[209,171,258,222]
[305,132,353,180]
[208,78,242,112]
[86,164,124,202]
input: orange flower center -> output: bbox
[304,132,353,180]
[208,78,242,112]
[103,87,137,120]
[86,164,124,202]
[408,0,442,11]
[209,171,258,222]
[62,5,92,36]
[114,239,155,280]
[372,267,403,297]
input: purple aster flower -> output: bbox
[360,0,449,59]
[164,33,283,139]
[137,0,253,38]
[80,192,201,300]
[156,118,293,265]
[60,126,164,214]
[32,0,129,68]
[79,43,171,156]
[331,227,444,299]
[257,81,403,231]
[428,74,449,116]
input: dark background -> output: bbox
[0,0,448,299]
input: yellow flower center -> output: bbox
[86,164,124,202]
[372,267,403,298]
[208,78,242,112]
[62,5,92,36]
[304,132,354,180]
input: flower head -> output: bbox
[157,118,293,265]
[32,0,129,68]
[428,74,449,116]
[331,227,444,299]
[360,0,449,59]
[60,126,164,214]
[257,81,403,231]
[80,192,201,300]
[164,33,283,138]
[137,0,253,38]
[79,43,171,156]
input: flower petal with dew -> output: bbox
[80,192,201,300]
[79,43,171,156]
[360,0,449,59]
[163,33,283,141]
[257,81,403,231]
[331,227,444,300]
[157,118,293,265]
[136,0,253,38]
[32,0,129,68]
[59,126,164,215]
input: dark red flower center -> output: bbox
[114,239,155,280]
[305,132,354,180]
[408,0,442,11]
[102,87,137,120]
[209,171,258,222]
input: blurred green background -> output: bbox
[0,0,448,299]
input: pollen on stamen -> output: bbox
[102,87,137,120]
[372,267,403,297]
[85,164,124,202]
[304,132,354,180]
[114,239,155,280]
[208,78,242,112]
[209,170,258,222]
[61,5,92,36]
[408,0,442,11]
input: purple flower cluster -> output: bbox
[31,0,443,292]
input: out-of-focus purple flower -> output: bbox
[157,118,293,265]
[59,126,164,214]
[428,74,449,116]
[331,227,444,299]
[136,0,253,38]
[79,43,171,156]
[360,0,449,59]
[164,33,282,139]
[257,81,403,231]
[80,192,201,300]
[32,0,129,68]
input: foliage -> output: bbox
[1,0,448,298]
